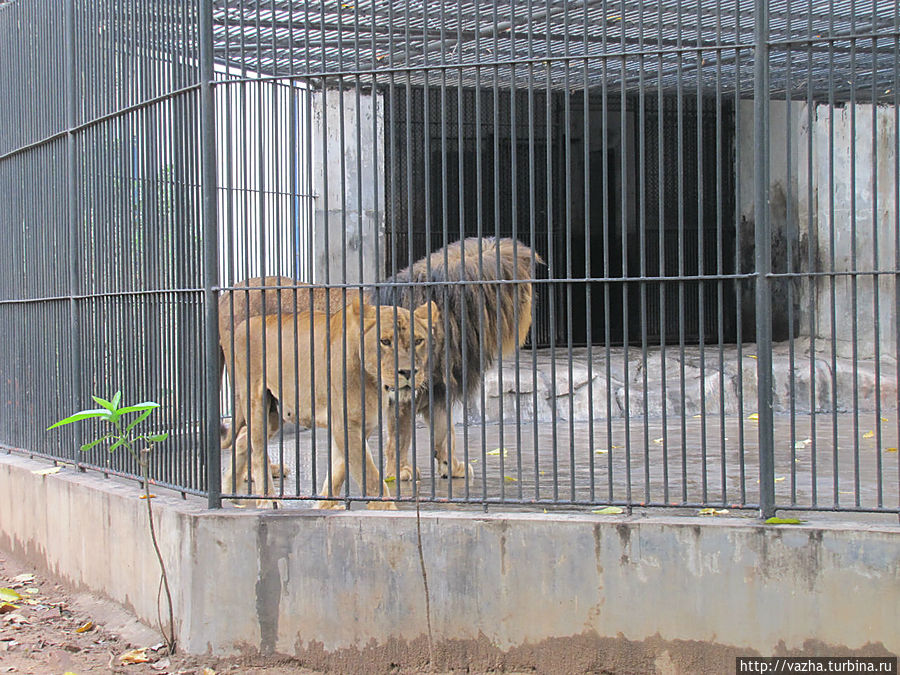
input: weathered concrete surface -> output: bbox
[473,341,897,423]
[1,452,898,673]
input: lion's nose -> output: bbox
[397,369,411,381]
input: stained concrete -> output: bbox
[1,451,898,673]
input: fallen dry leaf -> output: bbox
[32,466,61,476]
[119,647,151,664]
[486,448,508,457]
[75,620,94,633]
[794,438,812,449]
[747,413,759,420]
[0,602,18,614]
[885,447,898,453]
[592,506,624,515]
[139,494,157,500]
[863,430,875,439]
[698,508,729,516]
[595,448,608,454]
[504,475,517,482]
[653,437,664,444]
[0,588,21,603]
[204,668,218,675]
[12,574,34,584]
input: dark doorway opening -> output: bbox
[385,87,736,348]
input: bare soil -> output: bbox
[0,552,322,675]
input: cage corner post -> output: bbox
[754,0,776,519]
[64,0,83,454]
[200,0,221,509]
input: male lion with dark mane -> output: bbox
[224,296,440,508]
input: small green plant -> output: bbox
[48,392,176,654]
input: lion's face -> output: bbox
[353,300,441,404]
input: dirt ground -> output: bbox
[0,552,325,675]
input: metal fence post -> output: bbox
[200,0,221,509]
[754,0,776,518]
[65,0,83,455]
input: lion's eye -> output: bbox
[415,337,425,346]
[380,338,391,347]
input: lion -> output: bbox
[369,237,541,482]
[223,296,441,508]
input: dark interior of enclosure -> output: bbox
[385,87,737,347]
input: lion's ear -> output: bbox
[350,296,378,332]
[413,300,440,328]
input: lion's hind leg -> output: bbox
[315,446,347,510]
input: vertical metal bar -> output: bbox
[827,0,839,508]
[563,0,574,502]
[639,0,650,506]
[696,0,708,507]
[805,0,818,508]
[870,15,883,509]
[582,0,594,503]
[657,0,669,506]
[754,0,775,518]
[200,0,221,508]
[849,1,861,508]
[785,0,797,507]
[735,0,747,506]
[65,0,83,454]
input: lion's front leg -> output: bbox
[328,422,396,510]
[431,396,472,480]
[385,401,419,482]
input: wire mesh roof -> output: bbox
[211,0,899,100]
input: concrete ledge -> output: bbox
[1,452,897,673]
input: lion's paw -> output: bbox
[366,499,398,511]
[315,499,345,510]
[440,459,473,480]
[398,465,420,482]
[254,498,279,510]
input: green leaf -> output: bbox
[80,435,112,453]
[765,517,805,525]
[110,391,122,410]
[108,437,128,454]
[115,402,160,416]
[91,395,115,412]
[145,433,169,443]
[124,409,153,435]
[47,408,112,430]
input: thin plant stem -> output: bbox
[138,447,177,654]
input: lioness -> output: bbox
[224,296,440,508]
[218,277,346,456]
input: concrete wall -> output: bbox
[2,452,897,673]
[311,87,385,286]
[738,99,898,358]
